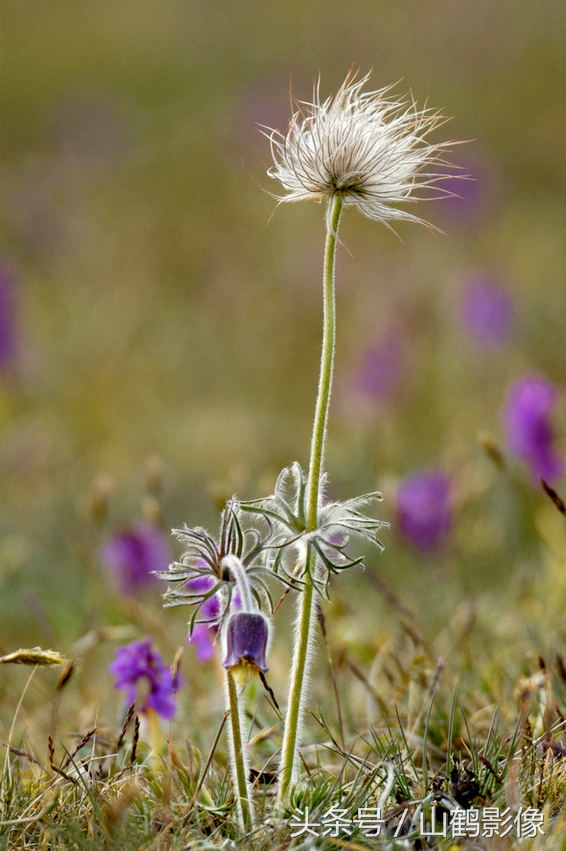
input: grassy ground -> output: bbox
[2,1,566,847]
[2,471,566,849]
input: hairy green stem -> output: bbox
[226,669,254,831]
[277,194,343,807]
[305,194,343,529]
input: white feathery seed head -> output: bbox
[264,71,457,230]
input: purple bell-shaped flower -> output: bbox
[223,611,270,681]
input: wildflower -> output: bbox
[397,471,452,552]
[437,154,493,223]
[461,275,513,349]
[100,522,171,595]
[354,326,406,402]
[159,500,274,627]
[223,611,270,681]
[217,554,271,682]
[185,575,222,661]
[109,638,181,720]
[0,266,18,373]
[187,574,246,662]
[265,71,454,229]
[504,376,563,482]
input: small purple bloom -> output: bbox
[504,376,563,482]
[355,328,406,402]
[101,523,171,595]
[186,576,243,663]
[223,612,269,675]
[189,625,216,662]
[438,172,481,220]
[0,266,18,373]
[186,576,222,662]
[461,276,513,349]
[437,154,498,225]
[397,471,452,552]
[109,638,181,720]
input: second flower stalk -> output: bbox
[221,555,271,831]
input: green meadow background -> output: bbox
[2,0,566,767]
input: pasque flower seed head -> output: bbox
[265,71,455,230]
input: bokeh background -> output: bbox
[2,0,566,737]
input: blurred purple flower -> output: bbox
[109,638,181,720]
[186,576,244,663]
[397,471,452,552]
[189,624,216,662]
[504,376,563,482]
[101,523,171,596]
[437,154,497,224]
[355,327,406,402]
[0,266,18,373]
[461,275,514,349]
[186,575,222,662]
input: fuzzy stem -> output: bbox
[225,669,254,832]
[306,194,343,529]
[277,194,343,807]
[222,554,254,612]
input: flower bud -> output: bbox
[223,612,270,683]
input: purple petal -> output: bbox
[101,523,172,595]
[504,376,563,482]
[109,638,181,720]
[461,276,514,349]
[397,471,452,552]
